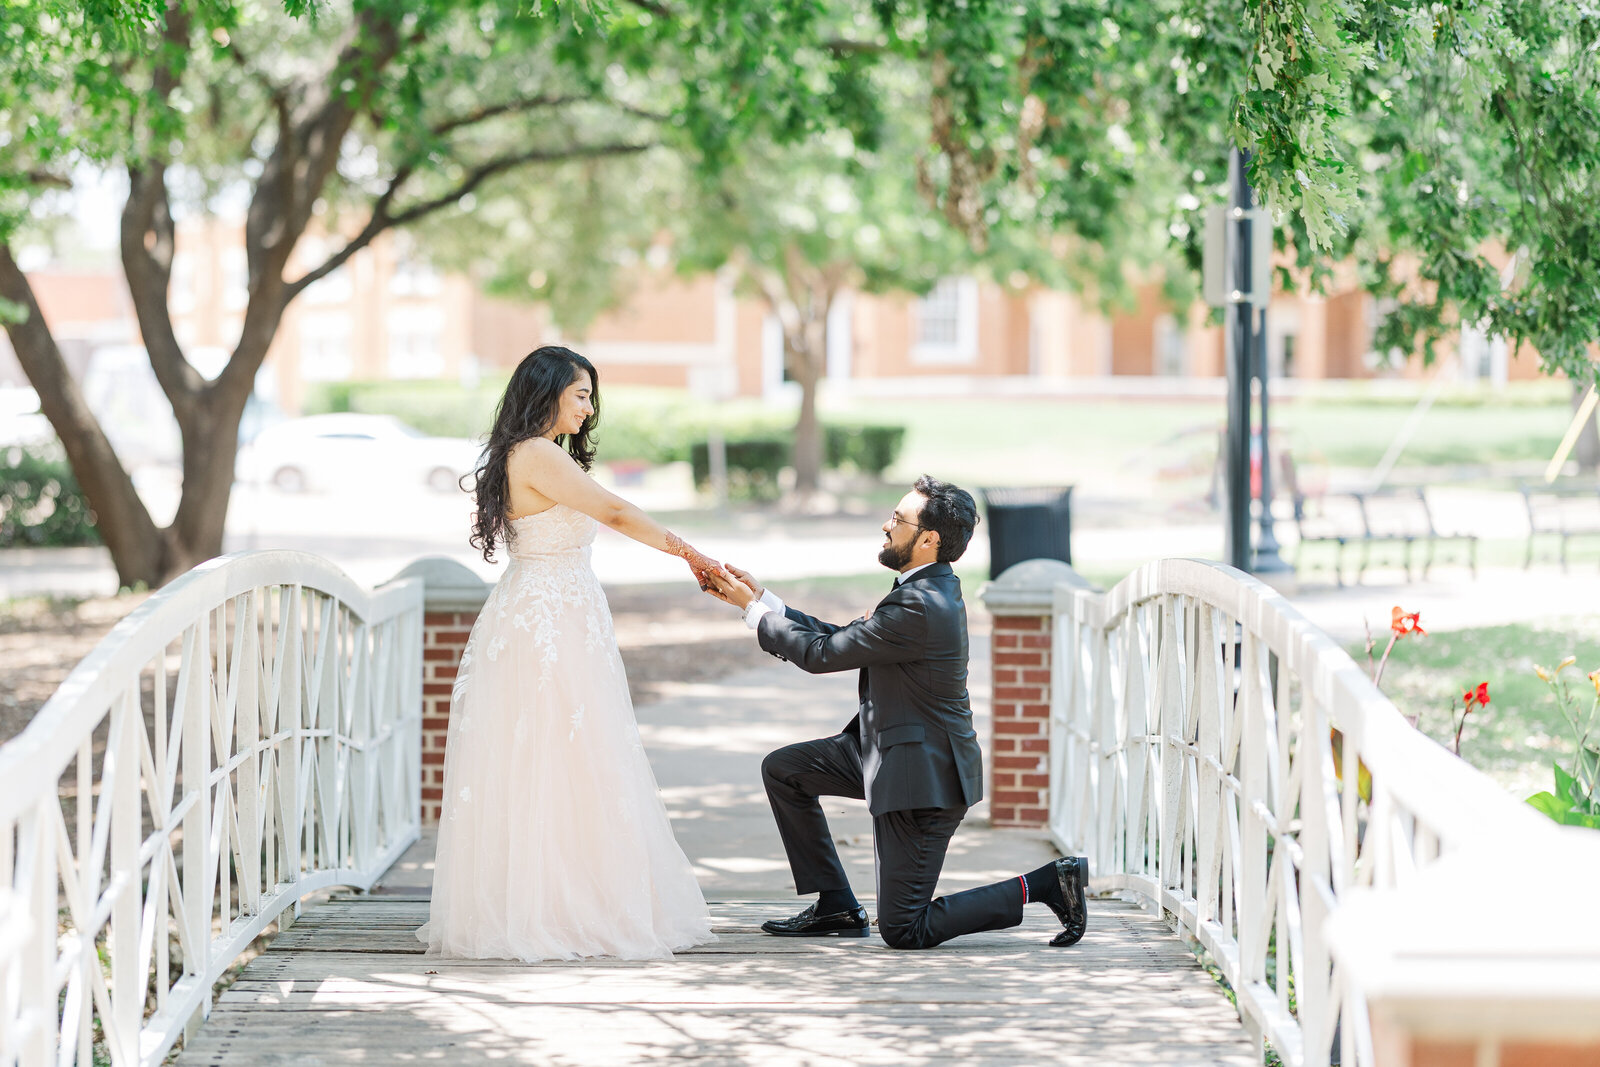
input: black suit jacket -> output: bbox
[756,562,983,816]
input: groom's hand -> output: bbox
[707,566,757,610]
[722,563,764,599]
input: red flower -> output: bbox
[1462,682,1491,708]
[1390,606,1425,637]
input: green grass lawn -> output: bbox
[1348,620,1600,800]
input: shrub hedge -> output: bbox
[0,445,100,547]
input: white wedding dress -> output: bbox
[418,504,716,961]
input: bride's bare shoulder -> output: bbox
[508,437,570,467]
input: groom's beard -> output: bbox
[878,538,914,571]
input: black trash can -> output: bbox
[979,486,1074,580]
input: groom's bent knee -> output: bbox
[878,921,936,951]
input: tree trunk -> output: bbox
[0,245,176,587]
[1573,381,1600,474]
[789,309,829,497]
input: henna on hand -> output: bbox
[666,532,719,591]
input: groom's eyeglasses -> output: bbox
[887,513,927,532]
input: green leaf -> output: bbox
[1554,762,1584,806]
[1526,790,1569,823]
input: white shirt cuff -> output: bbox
[743,588,784,631]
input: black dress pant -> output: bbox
[762,732,1025,950]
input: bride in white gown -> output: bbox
[419,346,719,961]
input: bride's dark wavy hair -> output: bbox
[469,345,600,562]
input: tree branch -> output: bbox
[120,2,204,414]
[622,0,673,17]
[432,94,589,137]
[283,140,657,303]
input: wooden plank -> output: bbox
[174,893,1256,1066]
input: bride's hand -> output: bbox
[664,532,718,592]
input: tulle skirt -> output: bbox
[418,552,715,961]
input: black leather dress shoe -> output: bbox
[761,903,871,937]
[1045,856,1089,947]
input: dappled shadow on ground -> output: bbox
[177,898,1256,1066]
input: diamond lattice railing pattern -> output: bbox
[0,552,423,1067]
[1047,558,1566,1067]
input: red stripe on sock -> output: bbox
[1018,874,1028,904]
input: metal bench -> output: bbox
[1354,486,1478,581]
[1291,489,1368,585]
[1520,481,1600,569]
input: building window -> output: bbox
[170,252,196,315]
[223,248,249,311]
[1153,313,1186,377]
[387,306,445,379]
[300,313,353,382]
[911,277,978,364]
[390,256,443,297]
[298,238,354,305]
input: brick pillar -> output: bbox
[387,557,491,826]
[979,559,1087,829]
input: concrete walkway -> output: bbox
[176,647,1258,1065]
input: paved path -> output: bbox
[175,647,1257,1065]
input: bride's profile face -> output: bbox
[551,371,594,438]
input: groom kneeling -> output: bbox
[706,475,1088,950]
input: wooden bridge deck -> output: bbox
[176,893,1257,1066]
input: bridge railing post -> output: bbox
[387,558,491,827]
[979,560,1094,829]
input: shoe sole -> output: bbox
[762,927,872,938]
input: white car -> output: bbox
[237,413,483,494]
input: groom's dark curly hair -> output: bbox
[913,474,979,563]
[469,346,600,563]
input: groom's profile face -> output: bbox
[878,491,928,571]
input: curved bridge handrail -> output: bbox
[1,551,425,1067]
[1048,557,1559,1067]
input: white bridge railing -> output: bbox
[0,552,423,1067]
[1048,558,1569,1067]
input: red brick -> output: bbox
[994,652,1043,667]
[423,715,450,731]
[430,664,459,681]
[423,682,454,696]
[423,647,456,662]
[992,633,1019,649]
[421,786,443,800]
[992,789,1040,805]
[1021,669,1051,685]
[1020,634,1052,650]
[429,629,473,646]
[994,719,1042,736]
[995,616,1043,631]
[990,806,1017,823]
[991,668,1018,685]
[1018,807,1049,824]
[1020,703,1050,718]
[991,737,1017,752]
[1020,737,1049,751]
[1500,1043,1600,1067]
[993,686,1041,702]
[994,755,1043,770]
[1020,773,1050,788]
[422,750,445,766]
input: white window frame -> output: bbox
[910,277,979,365]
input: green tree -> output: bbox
[0,0,860,586]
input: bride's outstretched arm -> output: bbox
[513,438,718,586]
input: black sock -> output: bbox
[816,888,859,915]
[1022,862,1063,909]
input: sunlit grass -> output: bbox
[1347,620,1600,799]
